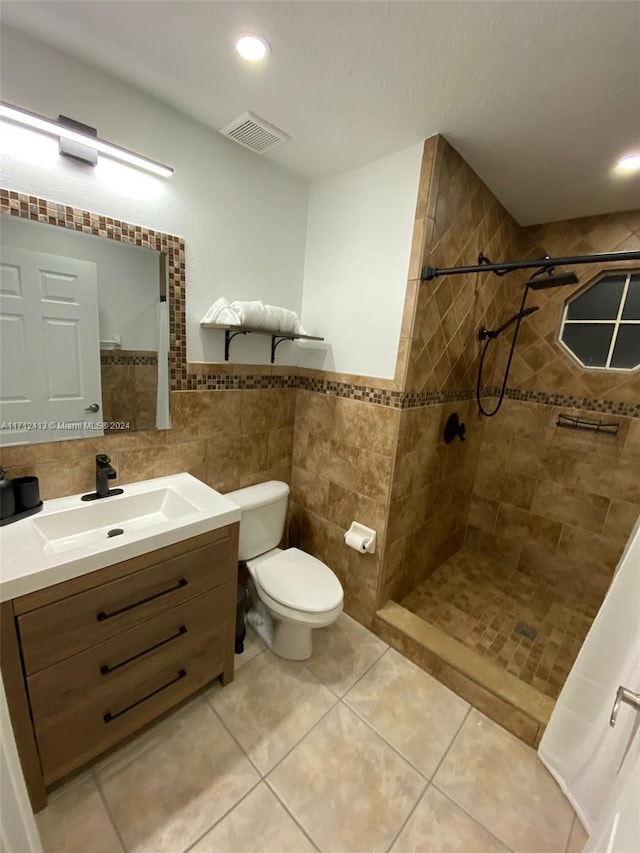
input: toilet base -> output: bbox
[246,601,313,661]
[272,619,313,661]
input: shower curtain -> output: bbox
[155,300,170,430]
[538,517,640,851]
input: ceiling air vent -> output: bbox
[219,111,290,154]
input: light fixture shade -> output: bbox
[0,102,173,178]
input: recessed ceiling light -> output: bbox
[616,153,640,174]
[235,34,270,62]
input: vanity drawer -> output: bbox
[18,536,232,674]
[26,588,229,726]
[34,629,227,785]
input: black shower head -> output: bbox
[526,270,579,290]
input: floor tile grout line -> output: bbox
[91,769,128,853]
[180,777,263,853]
[383,704,473,852]
[262,778,322,853]
[326,640,390,700]
[431,783,517,853]
[201,689,266,779]
[384,777,431,852]
[429,704,472,782]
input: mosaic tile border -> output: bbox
[0,188,187,391]
[5,191,636,418]
[484,386,640,419]
[100,351,158,366]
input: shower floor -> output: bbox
[400,547,600,700]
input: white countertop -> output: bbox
[0,473,241,602]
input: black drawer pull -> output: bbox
[99,626,188,676]
[96,578,188,622]
[103,669,187,723]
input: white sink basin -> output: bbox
[0,473,241,601]
[33,487,200,556]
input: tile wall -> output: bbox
[468,211,640,595]
[2,166,639,637]
[100,351,158,433]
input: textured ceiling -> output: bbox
[1,1,639,225]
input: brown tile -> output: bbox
[290,465,330,516]
[602,499,640,542]
[267,427,294,470]
[465,526,522,571]
[333,397,398,455]
[355,449,393,502]
[241,389,295,434]
[294,389,335,436]
[118,440,207,484]
[206,434,269,483]
[495,503,562,551]
[303,433,360,489]
[468,495,499,532]
[168,390,242,443]
[0,440,60,468]
[326,482,386,537]
[531,480,610,534]
[556,525,624,573]
[8,456,97,500]
[474,466,536,510]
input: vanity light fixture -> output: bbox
[0,102,173,178]
[615,153,640,174]
[235,33,270,62]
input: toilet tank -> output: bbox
[226,481,290,561]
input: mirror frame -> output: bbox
[0,188,188,410]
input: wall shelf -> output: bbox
[200,322,324,363]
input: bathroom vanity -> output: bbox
[0,474,241,811]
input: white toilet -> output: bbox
[226,480,343,660]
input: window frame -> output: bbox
[559,269,640,372]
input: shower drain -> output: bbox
[514,621,538,641]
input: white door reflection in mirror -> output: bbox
[0,246,102,445]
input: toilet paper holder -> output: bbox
[344,521,376,554]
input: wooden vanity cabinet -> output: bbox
[0,524,238,812]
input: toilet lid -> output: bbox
[255,548,343,613]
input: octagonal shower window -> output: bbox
[560,271,640,370]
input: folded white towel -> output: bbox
[201,297,307,335]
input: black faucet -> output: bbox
[96,454,117,497]
[82,454,123,501]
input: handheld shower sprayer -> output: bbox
[479,305,539,341]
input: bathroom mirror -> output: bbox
[0,212,168,446]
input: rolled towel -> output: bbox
[201,297,308,334]
[200,296,244,326]
[230,300,265,328]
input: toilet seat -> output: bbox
[254,548,343,614]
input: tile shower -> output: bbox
[2,139,639,747]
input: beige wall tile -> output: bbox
[241,389,295,434]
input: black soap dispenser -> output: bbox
[0,467,15,520]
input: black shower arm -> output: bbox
[421,250,640,281]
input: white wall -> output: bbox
[0,26,309,366]
[2,216,159,351]
[298,143,422,378]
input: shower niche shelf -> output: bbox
[201,322,324,363]
[556,413,620,436]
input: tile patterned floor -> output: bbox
[401,548,599,699]
[36,614,586,853]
